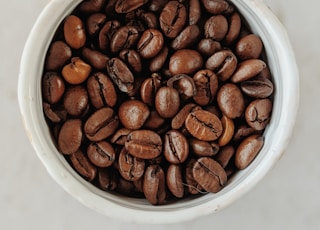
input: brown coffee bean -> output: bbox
[87,72,117,109]
[171,103,201,129]
[143,165,166,205]
[193,69,219,106]
[217,83,244,119]
[233,125,259,143]
[58,119,82,155]
[185,159,204,194]
[45,41,72,71]
[205,50,238,81]
[42,72,65,104]
[197,38,221,57]
[201,0,231,14]
[167,74,197,100]
[189,0,201,25]
[148,0,168,12]
[125,130,163,159]
[81,47,109,70]
[218,115,235,147]
[155,86,180,118]
[164,130,189,164]
[136,10,159,29]
[236,34,263,60]
[110,128,132,145]
[205,105,222,118]
[185,110,223,141]
[231,59,267,83]
[224,12,241,45]
[149,46,169,72]
[240,75,274,98]
[190,138,219,157]
[62,57,92,85]
[116,177,143,197]
[204,15,228,41]
[140,73,162,106]
[245,99,272,131]
[64,15,86,49]
[87,13,107,36]
[235,134,264,169]
[43,103,67,123]
[137,29,164,59]
[167,164,184,198]
[63,86,88,116]
[119,99,150,130]
[99,20,121,51]
[119,49,142,73]
[215,145,235,168]
[118,147,145,181]
[78,0,106,14]
[98,167,118,191]
[84,107,119,141]
[160,1,187,38]
[110,26,140,53]
[144,110,166,130]
[87,141,115,167]
[169,49,203,75]
[70,150,97,182]
[192,157,227,193]
[106,57,134,93]
[115,0,149,13]
[171,25,201,50]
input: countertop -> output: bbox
[1,0,319,229]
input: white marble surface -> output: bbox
[1,0,319,229]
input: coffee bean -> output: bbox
[233,125,260,143]
[110,26,140,53]
[43,103,67,123]
[136,10,159,29]
[62,57,92,85]
[201,0,230,14]
[144,110,166,130]
[81,47,109,70]
[164,130,189,164]
[58,119,82,155]
[115,0,149,13]
[87,141,115,167]
[45,41,72,71]
[171,25,201,50]
[236,34,263,60]
[189,0,201,25]
[137,29,164,59]
[215,145,235,168]
[84,107,119,141]
[143,165,166,205]
[99,20,121,51]
[155,86,180,118]
[231,59,267,83]
[119,49,142,73]
[245,99,272,131]
[185,110,223,141]
[167,74,197,100]
[110,128,132,145]
[240,75,274,98]
[64,15,86,49]
[42,72,65,104]
[197,38,221,57]
[118,147,145,181]
[63,86,89,116]
[125,130,162,159]
[148,0,168,12]
[190,138,219,157]
[98,167,118,191]
[169,49,203,75]
[192,157,227,193]
[171,103,201,130]
[149,46,169,72]
[78,0,106,14]
[86,13,106,36]
[167,164,184,198]
[224,12,241,45]
[218,115,235,147]
[140,73,162,106]
[204,15,228,41]
[70,150,97,182]
[235,134,264,169]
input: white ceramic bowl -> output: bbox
[18,0,299,224]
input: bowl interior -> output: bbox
[18,0,299,224]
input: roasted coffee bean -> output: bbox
[110,128,132,145]
[99,20,121,51]
[58,119,82,155]
[164,130,189,164]
[190,138,219,157]
[160,1,187,38]
[218,115,235,147]
[167,74,197,100]
[110,26,140,53]
[78,0,106,14]
[217,83,244,119]
[136,10,159,29]
[155,86,180,118]
[240,75,274,98]
[231,59,267,83]
[115,0,149,13]
[64,15,86,49]
[205,50,238,81]
[193,69,219,106]
[167,164,184,198]
[197,38,221,57]
[171,25,201,50]
[189,0,201,25]
[215,145,234,168]
[144,110,166,130]
[86,13,107,36]
[185,110,223,141]
[87,72,117,109]
[87,141,115,167]
[43,103,67,123]
[125,130,162,159]
[119,99,150,130]
[171,103,201,129]
[116,177,143,197]
[192,157,227,193]
[70,150,97,182]
[105,0,118,15]
[84,107,119,141]
[119,49,142,73]
[169,49,203,75]
[236,34,263,60]
[45,41,72,71]
[143,165,166,205]
[204,15,228,41]
[245,99,272,131]
[42,72,65,104]
[98,167,118,191]
[118,147,145,181]
[205,105,222,118]
[235,134,264,169]
[149,46,168,72]
[137,29,164,59]
[233,125,259,142]
[106,57,134,93]
[224,12,241,45]
[82,48,109,70]
[62,57,92,85]
[140,73,162,106]
[148,0,168,12]
[201,0,231,14]
[185,159,204,194]
[63,86,89,116]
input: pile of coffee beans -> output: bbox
[42,0,274,205]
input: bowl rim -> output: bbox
[18,0,299,224]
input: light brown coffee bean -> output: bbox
[118,147,145,181]
[236,34,263,60]
[185,159,204,194]
[231,59,267,83]
[155,86,180,118]
[143,165,166,205]
[218,115,235,147]
[190,138,219,157]
[201,0,230,14]
[149,46,169,72]
[62,57,92,85]
[171,25,201,50]
[81,47,109,70]
[189,0,201,25]
[64,15,86,49]
[169,49,203,75]
[137,29,164,59]
[245,99,272,131]
[204,15,228,41]
[215,145,235,168]
[87,141,115,168]
[164,130,189,164]
[110,128,132,145]
[58,119,82,155]
[45,41,72,71]
[70,150,97,182]
[224,12,241,45]
[240,75,274,98]
[197,38,221,57]
[167,164,184,198]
